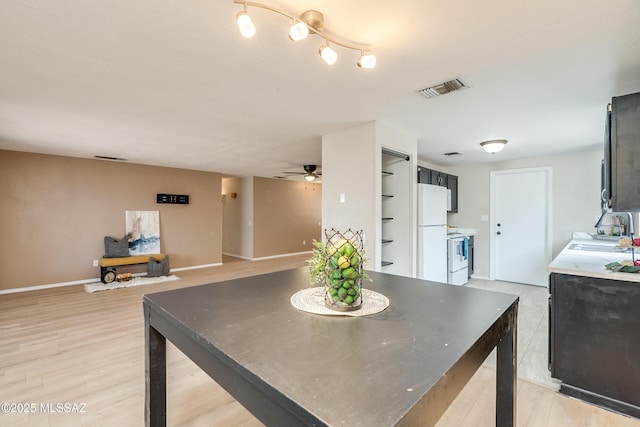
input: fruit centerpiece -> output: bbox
[307,229,367,312]
[607,236,640,272]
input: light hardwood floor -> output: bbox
[1,255,638,426]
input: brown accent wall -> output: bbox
[0,150,222,290]
[253,177,321,258]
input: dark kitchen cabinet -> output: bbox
[447,175,458,213]
[430,169,447,187]
[549,273,640,418]
[417,166,458,212]
[603,91,640,212]
[417,166,431,184]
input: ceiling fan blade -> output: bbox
[282,171,305,175]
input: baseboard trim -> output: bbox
[223,251,312,261]
[1,253,309,294]
[0,278,101,295]
[0,263,224,295]
[170,263,223,272]
[222,252,252,260]
[251,251,312,261]
[470,275,491,280]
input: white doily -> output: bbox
[290,287,390,317]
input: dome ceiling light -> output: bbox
[480,139,508,154]
[234,1,376,69]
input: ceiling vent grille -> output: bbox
[94,155,127,161]
[418,78,468,99]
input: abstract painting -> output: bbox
[125,210,160,255]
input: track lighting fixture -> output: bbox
[233,1,376,69]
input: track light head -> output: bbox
[319,44,337,65]
[357,52,376,69]
[289,20,308,41]
[236,10,256,38]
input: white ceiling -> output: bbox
[1,0,639,179]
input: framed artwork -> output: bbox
[126,210,160,255]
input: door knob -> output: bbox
[497,231,501,235]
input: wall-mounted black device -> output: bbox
[157,193,189,204]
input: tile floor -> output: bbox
[466,278,561,390]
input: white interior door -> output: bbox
[492,167,552,287]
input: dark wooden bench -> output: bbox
[99,254,166,283]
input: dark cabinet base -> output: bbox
[560,383,640,419]
[549,273,640,419]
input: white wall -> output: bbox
[322,121,417,275]
[442,149,602,279]
[322,122,378,265]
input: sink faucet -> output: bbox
[594,211,635,238]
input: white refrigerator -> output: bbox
[417,184,448,283]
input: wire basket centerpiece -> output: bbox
[308,229,366,312]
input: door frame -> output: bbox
[489,166,553,283]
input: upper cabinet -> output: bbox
[430,169,447,187]
[447,175,458,213]
[604,91,640,212]
[417,166,458,213]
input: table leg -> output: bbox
[145,305,166,427]
[496,303,517,427]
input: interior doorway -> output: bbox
[491,167,552,287]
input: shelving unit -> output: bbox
[381,148,410,272]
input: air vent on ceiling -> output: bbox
[418,78,468,99]
[94,155,127,161]
[444,152,462,157]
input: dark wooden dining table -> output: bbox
[144,268,518,426]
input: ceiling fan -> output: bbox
[283,164,322,181]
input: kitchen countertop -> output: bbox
[447,227,475,238]
[547,237,640,283]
